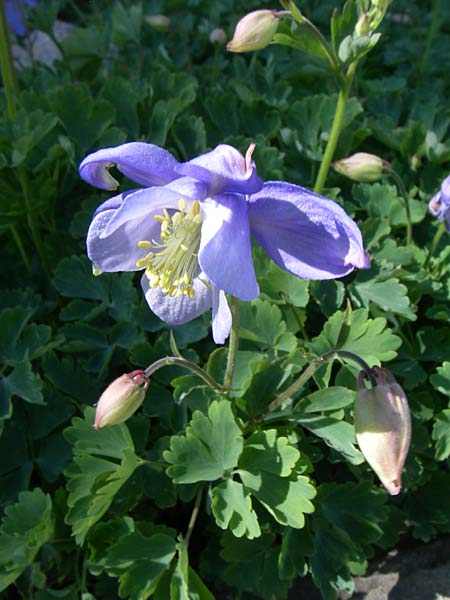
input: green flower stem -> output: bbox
[390,170,413,245]
[0,1,49,275]
[419,0,440,78]
[10,224,31,272]
[0,0,18,116]
[424,221,447,268]
[223,296,240,393]
[265,348,375,413]
[313,60,358,195]
[185,486,203,546]
[143,356,223,393]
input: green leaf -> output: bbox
[273,23,327,61]
[211,480,261,539]
[430,362,450,397]
[350,274,416,321]
[300,386,355,413]
[260,261,310,307]
[105,528,177,600]
[0,307,32,363]
[353,183,427,226]
[11,110,59,167]
[0,488,53,591]
[239,299,286,348]
[286,94,363,162]
[432,410,450,460]
[295,414,363,464]
[330,0,358,55]
[164,401,243,484]
[64,408,141,544]
[309,308,401,366]
[170,540,189,600]
[338,33,381,65]
[238,430,316,528]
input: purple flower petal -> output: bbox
[199,194,259,300]
[100,186,183,238]
[142,273,212,324]
[5,1,26,35]
[79,142,180,191]
[212,287,232,344]
[248,182,369,279]
[176,144,263,196]
[87,192,162,272]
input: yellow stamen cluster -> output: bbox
[136,199,202,298]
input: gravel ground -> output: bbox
[289,536,450,600]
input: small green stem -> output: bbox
[0,0,19,117]
[185,487,203,546]
[424,221,447,268]
[390,170,413,245]
[223,296,240,393]
[0,1,49,275]
[314,61,358,195]
[144,356,223,393]
[10,224,31,272]
[265,348,374,413]
[418,0,440,78]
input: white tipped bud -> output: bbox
[333,152,392,183]
[94,370,149,429]
[227,10,279,53]
[354,367,411,495]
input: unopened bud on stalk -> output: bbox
[227,10,280,53]
[333,152,392,183]
[145,15,171,31]
[354,367,411,495]
[209,28,227,45]
[94,370,149,429]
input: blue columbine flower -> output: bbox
[80,142,370,343]
[5,0,39,36]
[428,174,450,231]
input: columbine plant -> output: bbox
[80,141,369,343]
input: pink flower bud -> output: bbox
[333,152,392,183]
[94,370,149,429]
[209,28,227,45]
[354,367,411,495]
[227,10,280,53]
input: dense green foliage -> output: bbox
[0,0,449,598]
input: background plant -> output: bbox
[0,0,449,599]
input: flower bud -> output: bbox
[354,367,411,495]
[209,28,227,46]
[333,152,392,183]
[428,174,450,232]
[94,370,149,429]
[355,13,371,36]
[144,15,171,32]
[227,10,279,53]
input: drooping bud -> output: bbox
[333,152,392,183]
[94,370,149,429]
[354,367,411,495]
[227,10,280,53]
[144,15,171,32]
[209,28,227,46]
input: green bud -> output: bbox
[94,370,149,429]
[354,368,411,495]
[355,12,371,36]
[227,10,279,53]
[144,15,171,32]
[333,152,392,183]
